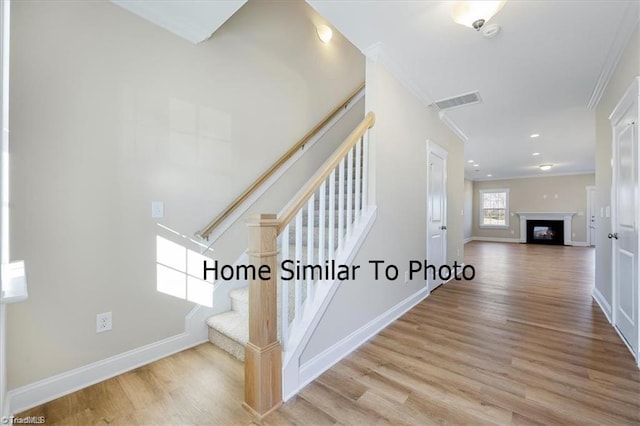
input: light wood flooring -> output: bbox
[20,242,640,424]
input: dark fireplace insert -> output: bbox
[526,220,564,245]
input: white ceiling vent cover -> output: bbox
[433,91,482,110]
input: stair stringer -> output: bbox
[281,206,377,401]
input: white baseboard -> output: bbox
[7,304,214,415]
[296,286,429,396]
[471,237,520,243]
[592,286,612,323]
[571,242,590,247]
[463,237,472,244]
[2,394,10,420]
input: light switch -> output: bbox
[151,201,164,218]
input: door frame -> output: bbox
[586,185,596,246]
[610,76,640,364]
[426,140,448,291]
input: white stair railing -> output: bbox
[243,112,376,414]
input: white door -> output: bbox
[427,141,447,292]
[586,186,596,246]
[611,77,639,358]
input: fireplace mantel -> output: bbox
[516,212,576,245]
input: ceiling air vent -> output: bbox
[433,91,482,110]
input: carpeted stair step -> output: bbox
[206,311,248,361]
[230,287,248,317]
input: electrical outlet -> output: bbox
[96,312,112,333]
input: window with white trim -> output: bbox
[479,189,509,228]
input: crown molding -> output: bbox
[469,170,595,182]
[439,111,469,142]
[587,2,640,109]
[362,42,469,144]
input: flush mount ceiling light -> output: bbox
[530,133,540,138]
[316,24,333,43]
[451,1,506,31]
[539,164,553,171]
[473,163,479,167]
[532,152,540,156]
[467,160,474,163]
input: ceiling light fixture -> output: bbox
[487,174,492,177]
[473,163,479,167]
[316,24,333,43]
[451,1,506,31]
[532,152,540,156]
[530,133,540,138]
[467,160,474,163]
[539,164,553,171]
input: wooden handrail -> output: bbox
[276,111,375,235]
[196,82,366,240]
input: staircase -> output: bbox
[206,149,364,362]
[200,111,375,414]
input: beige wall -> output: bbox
[594,24,640,305]
[464,179,473,240]
[472,174,595,243]
[7,0,364,389]
[301,59,465,363]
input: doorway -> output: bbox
[426,140,447,292]
[610,77,639,360]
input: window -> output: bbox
[479,189,509,228]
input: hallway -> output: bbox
[18,242,640,424]
[264,242,640,425]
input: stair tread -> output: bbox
[206,311,248,345]
[229,287,248,303]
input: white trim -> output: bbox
[593,286,612,323]
[571,242,590,247]
[587,2,640,109]
[296,286,429,399]
[516,212,576,245]
[0,0,9,419]
[438,111,468,143]
[198,87,366,247]
[470,170,595,182]
[282,207,377,401]
[586,185,596,246]
[478,188,509,229]
[7,304,212,414]
[471,237,520,244]
[463,237,472,244]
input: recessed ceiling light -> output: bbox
[539,164,553,171]
[467,160,474,163]
[316,25,333,43]
[487,174,492,177]
[532,152,540,156]
[530,133,540,138]
[473,164,479,167]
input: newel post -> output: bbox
[243,213,282,417]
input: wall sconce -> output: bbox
[451,1,506,31]
[316,25,333,43]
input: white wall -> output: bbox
[594,22,640,307]
[300,59,465,364]
[463,179,472,241]
[7,0,364,389]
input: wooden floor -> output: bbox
[21,242,640,425]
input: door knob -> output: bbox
[441,225,447,230]
[608,233,619,239]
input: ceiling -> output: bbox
[307,0,640,180]
[111,0,639,181]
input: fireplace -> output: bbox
[516,212,576,246]
[527,220,564,245]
